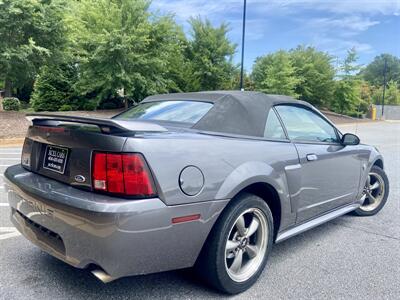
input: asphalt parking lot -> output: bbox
[0,121,399,299]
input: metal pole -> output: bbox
[239,0,247,91]
[381,57,387,118]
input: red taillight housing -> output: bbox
[92,152,156,197]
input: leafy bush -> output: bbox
[252,50,300,97]
[59,104,72,111]
[349,111,364,118]
[31,64,78,111]
[332,80,360,115]
[19,100,31,110]
[82,100,98,111]
[98,97,124,110]
[2,97,20,111]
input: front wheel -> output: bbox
[353,165,389,216]
[195,193,273,294]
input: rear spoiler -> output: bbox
[26,114,168,133]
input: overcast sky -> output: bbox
[151,0,400,71]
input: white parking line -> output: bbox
[0,203,9,206]
[0,227,17,231]
[0,147,22,151]
[0,153,21,155]
[0,232,21,240]
[0,228,21,240]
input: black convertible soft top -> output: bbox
[143,91,310,137]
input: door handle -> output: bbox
[306,154,318,161]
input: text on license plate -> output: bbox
[43,145,69,174]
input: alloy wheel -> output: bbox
[360,172,385,212]
[224,208,268,282]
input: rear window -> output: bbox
[115,101,213,124]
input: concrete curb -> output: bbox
[320,109,358,121]
[337,120,385,126]
[0,138,24,147]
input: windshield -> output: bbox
[115,101,213,124]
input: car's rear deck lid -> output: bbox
[26,114,168,134]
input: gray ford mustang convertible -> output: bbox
[4,91,389,294]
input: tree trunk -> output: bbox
[4,77,12,97]
[124,98,128,109]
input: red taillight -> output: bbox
[123,154,155,196]
[106,154,124,193]
[92,152,156,197]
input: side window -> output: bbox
[264,109,287,140]
[275,105,339,143]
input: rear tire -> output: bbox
[195,193,273,294]
[352,165,389,216]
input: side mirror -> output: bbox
[341,133,360,146]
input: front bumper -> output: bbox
[4,165,228,279]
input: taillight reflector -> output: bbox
[92,152,156,197]
[172,214,201,224]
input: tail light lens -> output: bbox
[122,154,155,196]
[106,154,124,193]
[92,152,156,197]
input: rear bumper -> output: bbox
[4,165,228,279]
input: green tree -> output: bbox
[31,62,80,111]
[332,49,363,116]
[186,17,237,91]
[359,81,374,113]
[341,47,361,79]
[0,0,66,97]
[233,72,255,91]
[362,54,400,86]
[251,50,300,97]
[371,86,382,105]
[385,80,400,105]
[371,82,400,106]
[67,0,189,107]
[332,80,361,115]
[290,46,335,107]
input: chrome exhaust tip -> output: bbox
[91,269,115,283]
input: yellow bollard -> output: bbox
[371,107,376,120]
